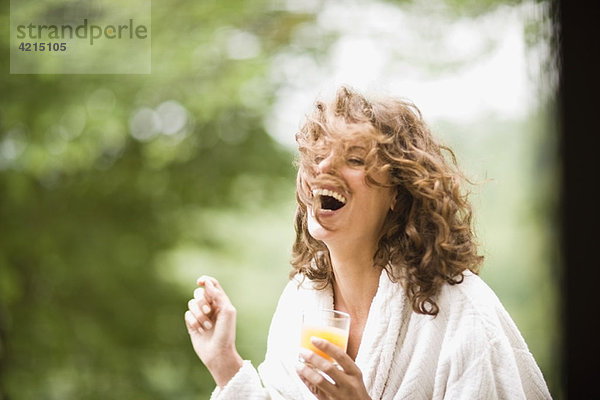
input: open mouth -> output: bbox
[312,188,347,211]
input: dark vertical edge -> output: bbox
[557,0,600,398]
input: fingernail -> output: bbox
[203,320,213,330]
[202,305,211,314]
[299,349,312,359]
[310,336,324,345]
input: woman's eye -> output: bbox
[314,156,325,164]
[347,157,365,166]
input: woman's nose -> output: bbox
[317,152,337,174]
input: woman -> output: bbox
[185,87,552,399]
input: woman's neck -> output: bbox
[327,243,382,361]
[328,243,382,319]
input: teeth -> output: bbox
[311,188,347,204]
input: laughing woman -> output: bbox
[185,87,552,399]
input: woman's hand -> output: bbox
[296,337,371,400]
[184,276,243,387]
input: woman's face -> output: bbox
[306,137,396,248]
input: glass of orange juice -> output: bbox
[300,309,351,362]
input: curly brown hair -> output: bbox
[290,86,484,316]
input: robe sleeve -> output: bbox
[440,299,552,400]
[442,337,551,399]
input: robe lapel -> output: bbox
[355,271,407,400]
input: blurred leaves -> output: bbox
[1,0,305,398]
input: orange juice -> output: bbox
[300,324,349,361]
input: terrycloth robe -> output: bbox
[211,270,552,399]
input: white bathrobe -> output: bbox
[211,270,551,399]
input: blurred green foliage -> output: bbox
[1,1,305,398]
[434,101,561,397]
[0,0,559,399]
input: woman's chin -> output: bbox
[307,219,327,241]
[307,210,331,241]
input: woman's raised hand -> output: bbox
[184,275,243,388]
[296,337,371,400]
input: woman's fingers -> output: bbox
[299,348,343,383]
[187,298,214,330]
[197,276,229,308]
[203,278,225,304]
[300,349,344,392]
[193,287,213,314]
[311,337,361,376]
[189,276,236,335]
[197,275,220,289]
[185,310,203,334]
[193,287,204,300]
[203,279,237,323]
[297,338,371,400]
[185,274,243,387]
[296,361,337,398]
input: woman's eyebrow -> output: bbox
[347,145,367,153]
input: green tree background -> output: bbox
[0,0,560,399]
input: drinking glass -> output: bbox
[300,309,351,362]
